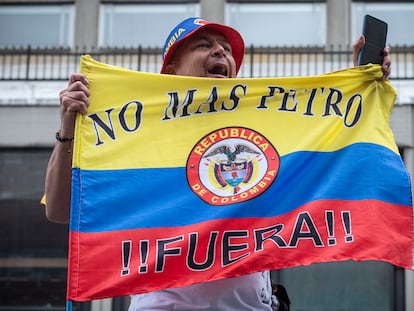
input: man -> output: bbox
[44,17,391,310]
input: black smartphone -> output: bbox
[357,15,388,65]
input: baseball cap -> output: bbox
[161,17,245,74]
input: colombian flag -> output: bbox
[67,55,413,301]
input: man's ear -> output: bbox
[164,64,176,75]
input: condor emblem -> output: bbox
[186,127,280,205]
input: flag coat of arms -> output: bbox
[67,55,413,301]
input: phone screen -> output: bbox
[358,15,388,65]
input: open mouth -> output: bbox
[208,64,228,77]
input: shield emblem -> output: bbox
[215,161,254,194]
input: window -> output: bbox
[0,5,74,48]
[0,148,70,309]
[226,2,326,46]
[99,3,200,47]
[352,2,414,45]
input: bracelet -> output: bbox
[56,131,74,143]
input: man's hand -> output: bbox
[352,35,391,80]
[59,73,90,138]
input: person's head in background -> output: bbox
[160,17,244,78]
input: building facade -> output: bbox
[1,1,414,310]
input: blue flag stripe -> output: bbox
[70,143,411,232]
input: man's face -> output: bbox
[164,29,237,78]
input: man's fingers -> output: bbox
[352,35,365,66]
[66,80,90,96]
[381,46,391,80]
[61,91,89,114]
[68,73,89,86]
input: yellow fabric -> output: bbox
[74,55,397,170]
[40,194,46,206]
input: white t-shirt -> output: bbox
[128,271,272,310]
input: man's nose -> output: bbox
[211,41,225,56]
